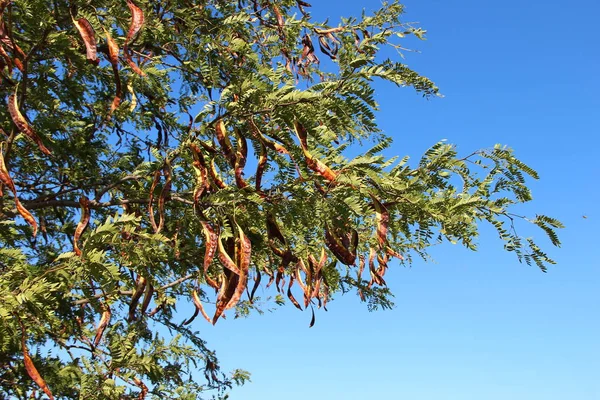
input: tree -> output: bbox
[0,0,562,398]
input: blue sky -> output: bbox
[194,1,600,399]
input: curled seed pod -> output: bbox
[124,0,145,76]
[8,94,51,155]
[190,143,210,201]
[249,268,262,302]
[287,275,303,310]
[94,305,111,346]
[73,17,98,65]
[293,121,337,182]
[21,324,54,399]
[73,196,90,256]
[184,289,211,324]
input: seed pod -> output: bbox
[148,170,160,232]
[266,213,286,245]
[293,121,337,182]
[213,270,239,324]
[8,94,51,155]
[128,275,147,322]
[287,275,303,310]
[200,221,218,274]
[371,195,389,248]
[234,128,248,189]
[0,146,37,235]
[157,161,172,234]
[184,289,211,324]
[21,325,55,399]
[140,283,153,315]
[190,143,210,201]
[225,225,251,309]
[324,227,356,265]
[132,377,148,400]
[208,160,227,189]
[255,142,268,191]
[249,268,262,302]
[73,17,98,65]
[104,29,122,115]
[217,236,240,275]
[94,305,111,346]
[124,0,145,76]
[73,196,90,256]
[214,119,236,167]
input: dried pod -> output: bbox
[213,270,239,324]
[225,225,252,309]
[132,377,148,400]
[124,0,145,76]
[104,29,122,114]
[249,268,262,302]
[234,128,248,188]
[255,142,268,191]
[21,325,55,399]
[371,195,389,248]
[184,289,211,324]
[287,275,303,310]
[73,196,90,256]
[324,227,356,265]
[93,305,111,346]
[200,221,218,274]
[148,170,160,232]
[214,119,236,167]
[157,160,172,233]
[73,17,98,64]
[293,121,337,182]
[208,160,227,189]
[128,275,147,322]
[217,236,241,275]
[8,94,51,155]
[0,146,37,235]
[266,213,286,245]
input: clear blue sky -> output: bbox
[193,1,600,399]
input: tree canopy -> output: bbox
[0,0,562,398]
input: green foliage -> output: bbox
[0,0,560,398]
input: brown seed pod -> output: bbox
[249,268,262,302]
[293,121,337,182]
[324,227,356,265]
[217,235,241,275]
[148,170,160,232]
[213,270,239,324]
[94,305,111,346]
[255,142,268,191]
[132,376,148,400]
[214,119,236,167]
[8,94,51,155]
[73,196,90,256]
[21,324,55,399]
[73,17,98,65]
[287,275,303,310]
[104,29,122,115]
[157,161,172,233]
[124,0,145,76]
[208,160,227,189]
[128,275,147,322]
[234,128,248,189]
[371,195,389,248]
[200,221,218,275]
[0,146,37,235]
[225,225,251,310]
[184,289,211,324]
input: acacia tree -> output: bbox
[0,0,562,398]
